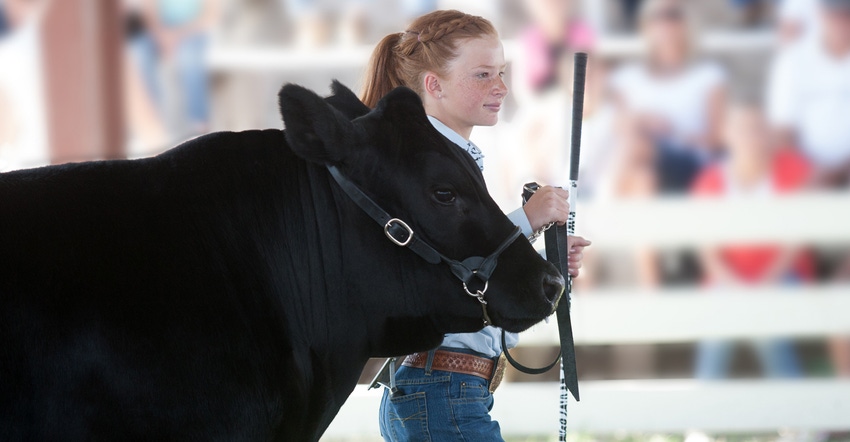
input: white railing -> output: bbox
[524,286,850,345]
[323,379,850,439]
[322,287,850,439]
[206,30,776,73]
[322,194,850,440]
[575,193,850,248]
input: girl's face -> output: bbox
[427,36,508,138]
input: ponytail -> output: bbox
[361,33,405,108]
[360,10,498,108]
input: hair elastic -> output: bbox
[406,30,421,42]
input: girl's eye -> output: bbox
[477,72,489,79]
[433,189,456,204]
[498,72,505,78]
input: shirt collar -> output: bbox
[427,115,485,171]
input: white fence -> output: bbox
[325,379,850,439]
[207,30,776,73]
[322,195,850,440]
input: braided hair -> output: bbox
[361,10,498,108]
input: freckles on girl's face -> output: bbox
[439,36,509,135]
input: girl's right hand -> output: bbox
[522,186,570,231]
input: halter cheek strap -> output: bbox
[327,164,522,326]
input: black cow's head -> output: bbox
[278,82,564,342]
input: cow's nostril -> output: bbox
[542,272,565,304]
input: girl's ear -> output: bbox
[422,72,443,99]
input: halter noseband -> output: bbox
[327,165,522,326]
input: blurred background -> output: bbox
[1,0,850,440]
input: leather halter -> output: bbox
[327,164,522,326]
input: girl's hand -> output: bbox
[568,236,591,277]
[522,186,570,231]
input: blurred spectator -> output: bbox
[0,0,45,36]
[280,0,436,48]
[692,101,812,379]
[129,0,219,139]
[603,115,661,378]
[606,115,661,288]
[510,53,659,378]
[512,0,595,103]
[729,0,774,28]
[283,0,366,47]
[777,0,820,43]
[0,2,8,37]
[123,0,168,154]
[620,0,646,32]
[768,0,850,379]
[0,0,48,171]
[611,0,727,193]
[511,55,615,196]
[767,0,850,188]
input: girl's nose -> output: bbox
[494,77,508,97]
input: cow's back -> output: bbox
[0,129,325,440]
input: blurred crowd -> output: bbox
[1,0,849,384]
[502,0,850,384]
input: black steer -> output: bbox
[0,83,563,441]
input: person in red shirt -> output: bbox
[691,100,812,379]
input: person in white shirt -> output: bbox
[777,0,821,44]
[610,0,727,192]
[768,0,850,378]
[360,9,591,441]
[767,0,850,187]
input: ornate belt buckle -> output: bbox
[489,353,507,393]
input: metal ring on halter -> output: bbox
[384,218,413,247]
[462,272,489,300]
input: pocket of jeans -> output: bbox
[386,391,430,441]
[458,379,491,401]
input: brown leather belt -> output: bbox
[402,350,507,393]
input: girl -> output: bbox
[361,9,591,440]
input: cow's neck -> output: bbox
[318,167,450,357]
[273,158,449,397]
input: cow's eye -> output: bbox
[433,189,456,204]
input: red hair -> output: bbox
[360,10,498,108]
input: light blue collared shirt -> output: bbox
[427,115,532,357]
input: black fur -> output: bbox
[0,83,561,441]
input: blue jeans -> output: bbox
[696,338,801,379]
[379,364,504,441]
[696,276,803,379]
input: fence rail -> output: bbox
[576,193,850,248]
[323,379,850,439]
[521,286,850,345]
[207,30,776,72]
[319,194,850,439]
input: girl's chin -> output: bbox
[475,116,500,127]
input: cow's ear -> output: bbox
[373,87,428,124]
[279,83,357,165]
[324,80,371,120]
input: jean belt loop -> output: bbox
[424,349,436,375]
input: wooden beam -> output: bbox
[41,0,124,163]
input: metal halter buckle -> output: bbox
[384,218,413,247]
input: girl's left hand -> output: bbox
[567,235,591,277]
